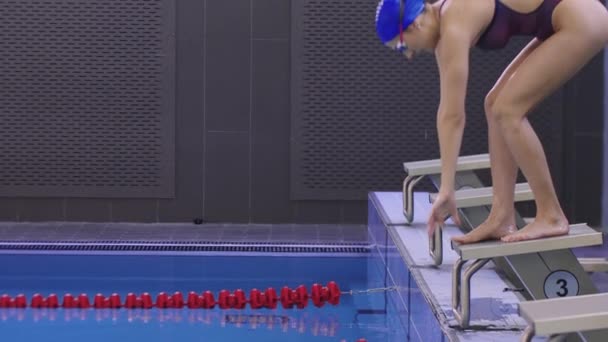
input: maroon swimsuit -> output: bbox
[475,0,563,50]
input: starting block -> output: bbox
[402,153,608,340]
[450,224,603,328]
[519,293,608,342]
[578,257,608,273]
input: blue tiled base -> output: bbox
[368,193,447,342]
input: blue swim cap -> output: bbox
[375,0,425,44]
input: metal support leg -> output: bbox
[453,258,490,328]
[520,325,535,342]
[548,334,568,342]
[429,226,443,266]
[402,175,424,224]
[452,257,467,311]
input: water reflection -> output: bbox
[0,308,342,337]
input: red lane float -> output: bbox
[0,282,342,310]
[125,293,138,308]
[202,291,216,309]
[47,294,59,308]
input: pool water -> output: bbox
[0,253,407,342]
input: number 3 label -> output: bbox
[543,270,579,298]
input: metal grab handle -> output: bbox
[402,175,424,224]
[520,325,535,342]
[429,226,443,265]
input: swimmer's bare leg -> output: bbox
[451,40,543,245]
[492,21,608,241]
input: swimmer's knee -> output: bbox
[484,93,497,119]
[490,99,524,130]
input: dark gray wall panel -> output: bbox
[206,0,250,37]
[0,199,20,221]
[159,0,205,222]
[253,0,290,40]
[111,200,158,223]
[294,201,342,224]
[205,131,250,223]
[65,199,111,222]
[251,40,293,223]
[341,201,368,224]
[205,0,251,132]
[19,199,65,221]
[291,0,440,200]
[205,35,251,132]
[291,0,564,200]
[0,0,175,198]
[562,53,605,227]
[572,136,603,225]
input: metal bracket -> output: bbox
[452,257,491,328]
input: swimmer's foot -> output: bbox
[451,214,516,245]
[501,216,569,243]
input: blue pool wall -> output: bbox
[368,194,448,342]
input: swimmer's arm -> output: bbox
[435,26,472,193]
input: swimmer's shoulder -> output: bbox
[438,0,495,45]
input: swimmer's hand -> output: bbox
[427,191,462,238]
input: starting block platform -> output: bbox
[519,293,608,342]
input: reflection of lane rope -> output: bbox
[1,309,333,330]
[0,308,368,341]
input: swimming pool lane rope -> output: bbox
[0,282,397,310]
